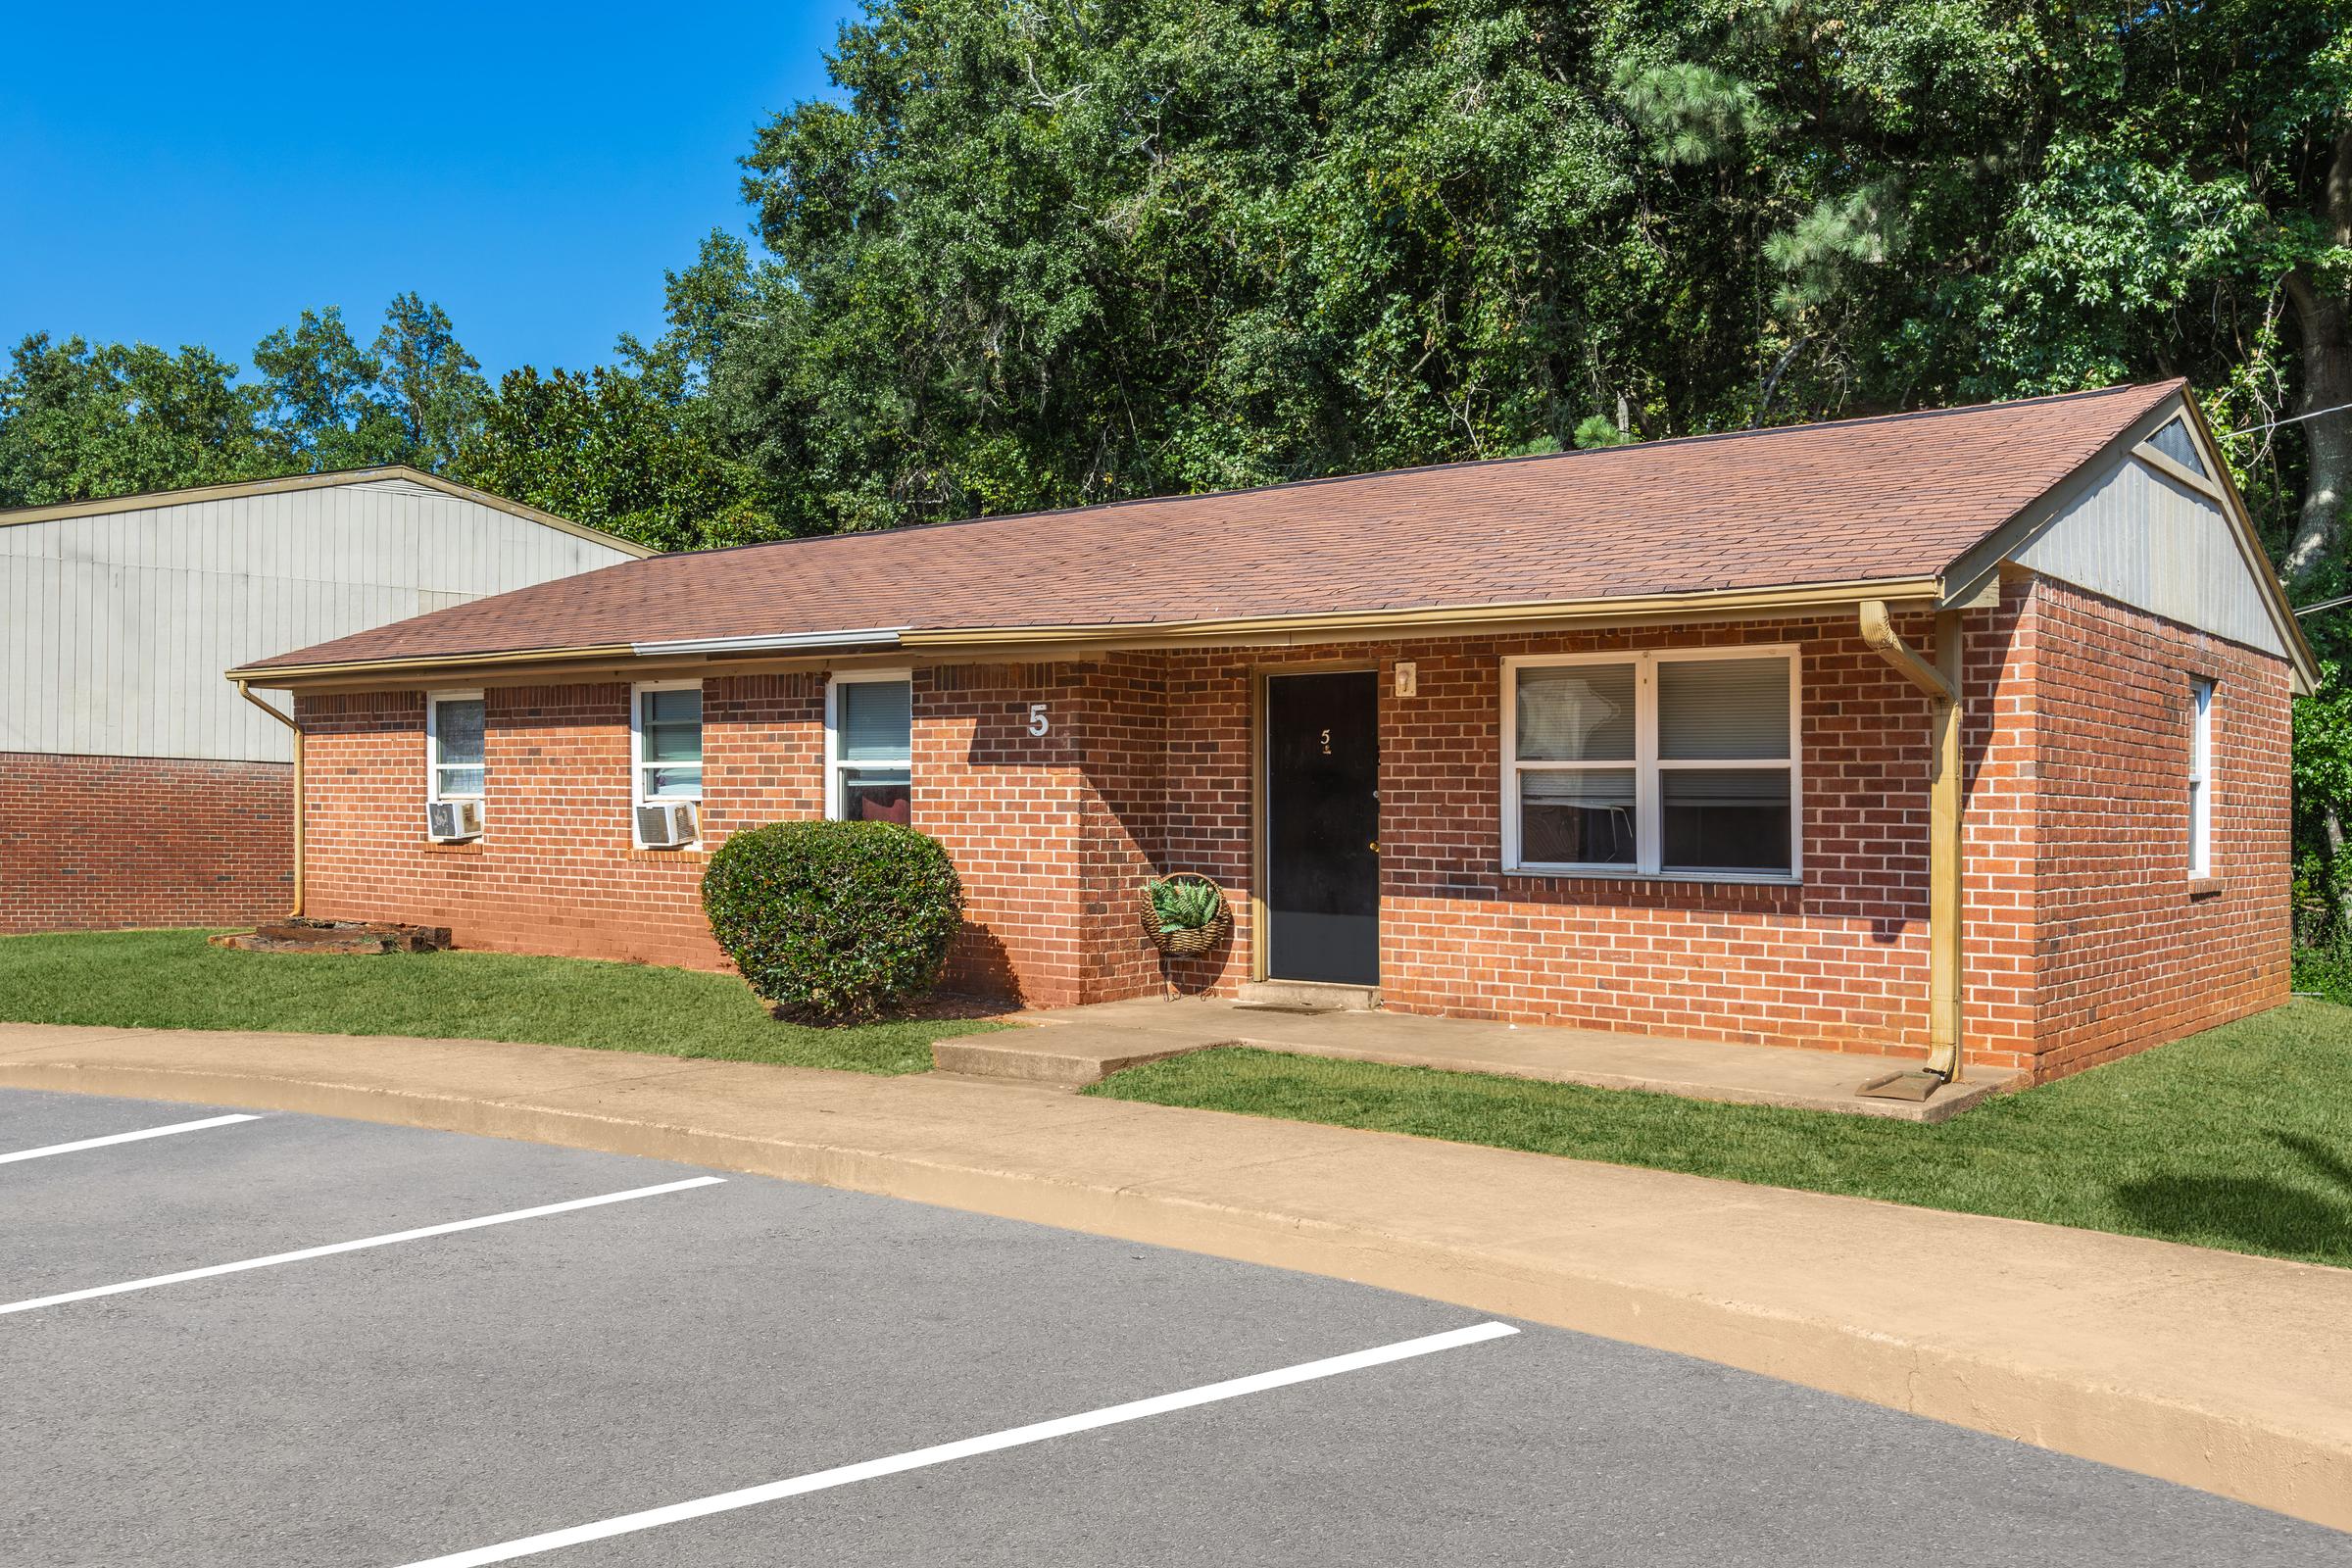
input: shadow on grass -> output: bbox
[2111,1131,2352,1259]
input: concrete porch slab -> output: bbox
[949,997,2022,1120]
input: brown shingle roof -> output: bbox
[241,381,2180,672]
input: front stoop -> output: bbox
[936,996,2023,1118]
[930,1032,1217,1090]
[1234,979,1380,1012]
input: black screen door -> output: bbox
[1264,671,1379,985]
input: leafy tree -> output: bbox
[704,0,2346,544]
[0,333,272,507]
[0,293,488,506]
[252,307,408,470]
[372,292,490,471]
[449,364,775,551]
[619,230,756,400]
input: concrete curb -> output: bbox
[3,1024,2347,1533]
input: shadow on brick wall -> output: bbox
[946,920,1017,1004]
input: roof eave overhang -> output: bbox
[226,578,1942,690]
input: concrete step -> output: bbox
[1234,979,1380,1012]
[931,1029,1224,1090]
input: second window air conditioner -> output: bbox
[426,799,483,842]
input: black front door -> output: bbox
[1264,671,1379,985]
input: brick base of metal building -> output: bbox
[0,753,293,935]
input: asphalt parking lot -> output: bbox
[3,1087,2345,1567]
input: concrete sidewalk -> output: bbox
[951,994,2021,1119]
[3,1021,2346,1533]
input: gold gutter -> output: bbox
[234,680,306,918]
[1860,600,1964,1083]
[228,643,639,683]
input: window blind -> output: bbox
[1522,768,1636,808]
[1657,659,1788,760]
[839,680,911,760]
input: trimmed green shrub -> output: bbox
[703,820,964,1022]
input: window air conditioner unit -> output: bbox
[426,800,483,842]
[636,801,698,848]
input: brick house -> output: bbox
[233,383,2314,1085]
[0,468,649,934]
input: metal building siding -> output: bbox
[2012,455,2287,660]
[0,481,637,763]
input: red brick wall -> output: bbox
[1147,617,1962,1062]
[2019,576,2292,1076]
[298,666,1158,1003]
[290,579,2290,1075]
[0,752,292,934]
[303,688,717,969]
[914,662,1092,1004]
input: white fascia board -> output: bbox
[630,627,908,657]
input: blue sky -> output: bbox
[0,1,860,377]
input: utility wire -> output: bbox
[2223,401,2352,439]
[2295,592,2352,619]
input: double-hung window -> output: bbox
[632,682,704,807]
[1503,649,1799,880]
[827,672,911,822]
[2188,677,2215,878]
[427,692,485,802]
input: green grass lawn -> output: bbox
[1090,1004,2352,1270]
[0,928,1004,1075]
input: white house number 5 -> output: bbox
[1320,727,1332,755]
[1028,702,1051,737]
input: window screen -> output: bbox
[432,698,485,799]
[2188,678,2214,876]
[1507,653,1796,877]
[637,687,703,800]
[831,678,913,822]
[1516,663,1636,760]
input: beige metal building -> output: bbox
[1,467,650,933]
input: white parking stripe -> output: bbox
[0,1113,261,1165]
[0,1176,724,1316]
[392,1319,1521,1568]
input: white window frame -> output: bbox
[425,689,486,804]
[629,678,705,848]
[2188,676,2216,878]
[1500,647,1802,884]
[825,668,913,820]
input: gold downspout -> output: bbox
[1859,601,1964,1084]
[235,680,305,917]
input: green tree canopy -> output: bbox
[697,0,2351,561]
[0,333,271,506]
[0,294,488,510]
[449,364,775,552]
[252,307,409,471]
